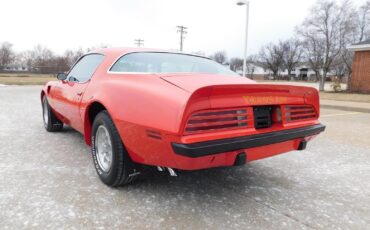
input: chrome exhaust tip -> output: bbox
[167,167,177,177]
[157,166,177,176]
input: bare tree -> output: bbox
[31,45,54,65]
[24,45,72,73]
[258,43,285,79]
[246,55,258,78]
[0,42,15,70]
[52,56,70,73]
[230,56,257,78]
[64,48,84,68]
[282,39,303,78]
[210,51,228,64]
[332,55,348,79]
[229,57,243,72]
[297,0,364,90]
[301,35,325,81]
[340,0,370,90]
[13,51,29,70]
[298,0,344,91]
[358,1,370,42]
[0,43,112,74]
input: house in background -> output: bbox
[234,63,332,81]
[2,66,30,72]
[349,39,370,93]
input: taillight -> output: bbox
[284,105,317,122]
[273,107,282,123]
[185,108,248,134]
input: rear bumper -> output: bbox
[172,124,325,158]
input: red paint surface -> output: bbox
[41,48,323,170]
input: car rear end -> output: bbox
[168,84,325,170]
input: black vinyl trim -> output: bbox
[147,134,162,140]
[172,124,325,158]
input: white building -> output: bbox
[235,63,334,81]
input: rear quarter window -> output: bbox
[109,52,239,76]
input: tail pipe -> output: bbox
[157,166,178,177]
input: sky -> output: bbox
[0,0,368,58]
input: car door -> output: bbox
[53,54,104,132]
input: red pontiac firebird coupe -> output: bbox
[41,48,325,186]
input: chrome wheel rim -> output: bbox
[43,99,49,125]
[95,125,113,172]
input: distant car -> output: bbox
[41,48,325,186]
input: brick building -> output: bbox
[349,40,370,93]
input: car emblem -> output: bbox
[243,96,288,105]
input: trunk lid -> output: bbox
[159,74,318,109]
[159,73,256,93]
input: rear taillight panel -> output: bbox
[283,105,317,122]
[184,108,250,134]
[184,104,317,135]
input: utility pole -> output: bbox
[176,26,187,51]
[134,39,144,47]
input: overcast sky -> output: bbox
[1,0,368,58]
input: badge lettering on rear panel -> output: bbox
[243,96,287,105]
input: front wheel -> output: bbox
[91,111,139,186]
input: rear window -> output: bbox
[109,52,239,76]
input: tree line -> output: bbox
[209,0,370,91]
[0,43,107,74]
[0,0,369,91]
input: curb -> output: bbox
[320,104,370,113]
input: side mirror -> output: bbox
[57,73,67,81]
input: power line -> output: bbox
[176,26,187,51]
[134,39,144,47]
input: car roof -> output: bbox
[91,47,208,59]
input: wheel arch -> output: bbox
[40,83,51,102]
[40,90,46,103]
[84,101,110,145]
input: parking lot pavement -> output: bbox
[1,86,370,229]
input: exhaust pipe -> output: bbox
[157,166,177,176]
[167,167,177,177]
[157,166,165,172]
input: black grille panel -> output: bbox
[253,106,273,129]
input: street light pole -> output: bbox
[237,0,250,78]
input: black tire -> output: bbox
[91,110,139,186]
[42,96,63,132]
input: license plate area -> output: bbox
[253,106,273,129]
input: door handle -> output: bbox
[76,92,83,96]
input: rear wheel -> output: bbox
[42,96,63,132]
[91,111,139,186]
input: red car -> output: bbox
[41,48,325,186]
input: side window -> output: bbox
[67,54,104,83]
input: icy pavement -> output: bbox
[0,86,369,229]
